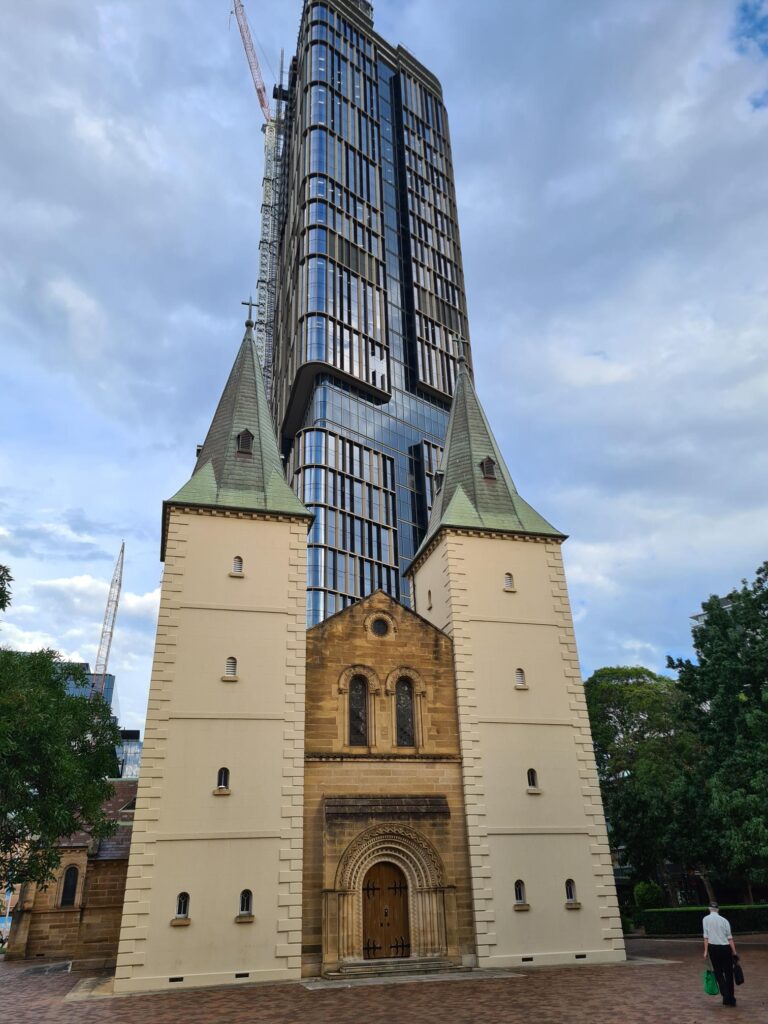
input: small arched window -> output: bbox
[514,879,526,904]
[515,668,527,688]
[427,589,432,610]
[232,556,243,574]
[225,657,237,677]
[527,768,538,789]
[565,879,577,902]
[349,675,368,746]
[236,430,254,454]
[239,889,253,915]
[176,892,190,918]
[504,572,515,592]
[395,677,415,747]
[61,865,78,907]
[217,767,230,790]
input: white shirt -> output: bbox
[703,912,732,945]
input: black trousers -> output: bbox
[709,944,735,1004]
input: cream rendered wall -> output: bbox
[412,531,625,968]
[114,508,308,993]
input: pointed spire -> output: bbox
[412,361,564,565]
[162,318,309,555]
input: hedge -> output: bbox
[641,905,768,936]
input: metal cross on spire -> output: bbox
[241,296,256,322]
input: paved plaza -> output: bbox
[1,936,766,1024]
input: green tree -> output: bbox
[669,561,768,897]
[0,564,11,613]
[0,647,121,886]
[583,664,722,898]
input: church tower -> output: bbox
[408,360,625,968]
[114,319,312,993]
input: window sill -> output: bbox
[513,903,530,912]
[170,918,191,927]
[221,675,239,683]
[565,902,582,910]
[514,684,529,690]
[212,787,231,797]
[228,572,244,579]
[526,787,541,795]
[235,914,254,924]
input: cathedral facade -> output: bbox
[113,322,624,993]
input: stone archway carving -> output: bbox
[331,824,448,963]
[337,664,381,694]
[383,667,427,696]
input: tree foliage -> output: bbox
[669,561,768,887]
[584,665,702,881]
[0,650,121,887]
[586,561,768,900]
[0,564,11,613]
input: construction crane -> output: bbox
[91,542,124,701]
[233,0,271,120]
[231,0,283,400]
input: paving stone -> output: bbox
[1,936,766,1023]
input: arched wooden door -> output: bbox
[362,861,410,959]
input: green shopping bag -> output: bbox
[703,969,719,996]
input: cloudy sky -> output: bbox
[1,0,767,733]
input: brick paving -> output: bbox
[1,936,766,1024]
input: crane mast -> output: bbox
[232,0,283,401]
[91,541,124,701]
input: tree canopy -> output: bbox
[0,564,11,613]
[669,560,768,888]
[584,665,702,880]
[585,560,768,900]
[0,566,121,887]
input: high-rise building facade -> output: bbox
[271,0,471,624]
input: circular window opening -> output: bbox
[371,618,389,637]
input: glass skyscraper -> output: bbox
[271,0,472,625]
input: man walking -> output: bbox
[703,902,738,1006]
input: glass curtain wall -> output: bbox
[272,0,471,625]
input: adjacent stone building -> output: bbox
[6,778,137,968]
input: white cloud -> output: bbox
[2,0,768,729]
[121,588,160,620]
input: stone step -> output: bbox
[326,957,467,980]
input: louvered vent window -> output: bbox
[232,556,243,574]
[236,430,254,454]
[480,456,496,479]
[226,657,237,677]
